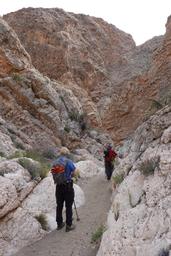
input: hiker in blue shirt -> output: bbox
[52,147,77,232]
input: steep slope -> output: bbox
[4,7,135,131]
[4,7,135,87]
[0,17,111,256]
[4,7,166,143]
[0,16,89,152]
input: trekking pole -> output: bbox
[73,200,80,221]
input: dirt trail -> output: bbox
[15,174,112,256]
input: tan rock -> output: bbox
[4,8,168,144]
[0,17,31,77]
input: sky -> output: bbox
[0,0,171,45]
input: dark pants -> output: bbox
[105,161,114,180]
[56,182,74,226]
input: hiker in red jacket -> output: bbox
[104,144,117,180]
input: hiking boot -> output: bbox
[65,224,75,232]
[57,222,65,230]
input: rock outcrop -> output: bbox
[0,153,100,256]
[98,105,171,256]
[0,15,89,152]
[4,8,168,143]
[0,16,107,256]
[1,7,171,256]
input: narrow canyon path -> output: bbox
[15,174,112,256]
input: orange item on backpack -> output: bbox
[51,165,65,174]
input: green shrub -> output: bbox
[161,92,171,106]
[0,152,5,157]
[159,86,171,106]
[14,141,25,150]
[24,150,51,178]
[8,150,25,159]
[18,158,41,179]
[69,111,79,121]
[113,173,124,185]
[18,157,50,180]
[35,214,49,231]
[150,99,163,110]
[9,149,50,179]
[23,150,44,162]
[139,157,160,176]
[0,170,5,176]
[7,127,16,135]
[42,148,57,160]
[79,113,87,130]
[166,94,171,105]
[144,99,163,120]
[10,149,44,160]
[64,125,70,133]
[59,95,64,101]
[12,73,23,82]
[91,225,106,243]
[39,163,50,179]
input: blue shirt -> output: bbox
[52,156,76,182]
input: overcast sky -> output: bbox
[0,0,171,45]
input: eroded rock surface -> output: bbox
[98,106,171,256]
[4,8,169,143]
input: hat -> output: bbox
[59,147,70,155]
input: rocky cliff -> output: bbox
[4,7,165,143]
[0,16,109,255]
[0,13,110,153]
[5,8,171,144]
[1,7,171,256]
[98,105,171,256]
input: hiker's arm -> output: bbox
[67,160,80,179]
[72,168,80,178]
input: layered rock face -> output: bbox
[0,16,87,152]
[4,8,171,143]
[0,17,109,256]
[98,105,171,256]
[3,7,135,131]
[1,7,171,256]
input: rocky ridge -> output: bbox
[0,15,112,153]
[4,8,169,143]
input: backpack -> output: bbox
[51,157,68,185]
[104,148,117,163]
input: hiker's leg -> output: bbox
[65,185,74,226]
[105,162,111,180]
[108,163,114,180]
[56,186,65,225]
[105,161,109,179]
[108,169,113,180]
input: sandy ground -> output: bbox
[14,174,112,256]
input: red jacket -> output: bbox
[104,148,117,162]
